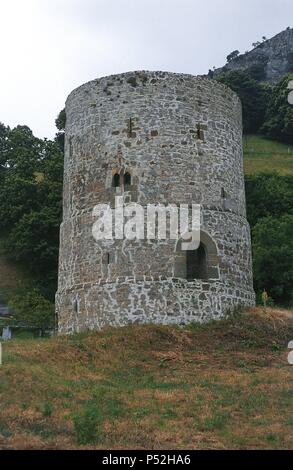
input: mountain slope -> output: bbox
[214,27,293,83]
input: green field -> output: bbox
[243,135,293,175]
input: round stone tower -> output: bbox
[56,71,255,334]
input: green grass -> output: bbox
[72,390,125,445]
[201,410,232,431]
[243,135,293,175]
[0,307,293,449]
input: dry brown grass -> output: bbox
[0,307,293,450]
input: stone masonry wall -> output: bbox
[56,71,255,334]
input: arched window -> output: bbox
[112,170,132,189]
[174,231,219,280]
[124,172,131,186]
[186,243,208,280]
[113,173,120,187]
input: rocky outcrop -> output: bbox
[214,27,293,83]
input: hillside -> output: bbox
[214,27,293,83]
[243,135,293,175]
[0,308,293,450]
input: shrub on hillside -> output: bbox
[216,70,268,133]
[261,74,293,144]
[8,288,55,332]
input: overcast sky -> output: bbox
[1,0,292,139]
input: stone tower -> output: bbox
[56,71,255,334]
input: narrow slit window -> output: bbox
[196,124,205,141]
[124,172,131,186]
[221,188,226,199]
[69,137,73,157]
[128,118,133,137]
[73,299,78,314]
[113,173,120,187]
[102,252,111,264]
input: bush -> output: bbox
[0,123,63,301]
[217,70,267,133]
[72,401,104,445]
[245,173,293,227]
[8,288,55,332]
[261,74,293,144]
[252,215,293,306]
[216,71,293,144]
[72,390,124,445]
[245,173,293,306]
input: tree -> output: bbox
[252,215,293,305]
[0,123,9,168]
[217,70,268,133]
[55,108,66,151]
[226,50,240,63]
[245,173,293,227]
[216,69,293,142]
[261,74,293,144]
[0,123,63,300]
[247,62,267,81]
[245,172,293,306]
[55,108,66,131]
[8,288,55,333]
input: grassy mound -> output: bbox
[0,307,293,450]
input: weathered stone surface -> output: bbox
[214,28,293,84]
[56,71,255,334]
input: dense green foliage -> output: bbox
[8,288,55,332]
[226,50,240,63]
[245,173,293,305]
[217,71,293,143]
[55,108,66,150]
[217,70,268,134]
[261,75,293,144]
[0,123,63,305]
[245,173,293,227]
[252,215,293,305]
